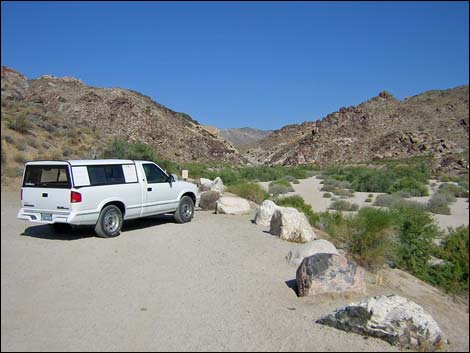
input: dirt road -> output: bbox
[1,191,468,351]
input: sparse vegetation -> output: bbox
[227,183,269,204]
[268,179,294,196]
[329,200,359,211]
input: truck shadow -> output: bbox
[20,215,177,240]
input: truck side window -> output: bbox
[88,165,125,185]
[143,164,168,184]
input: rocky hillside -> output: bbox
[245,87,469,171]
[1,66,243,183]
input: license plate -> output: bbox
[41,213,52,222]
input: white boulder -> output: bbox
[316,295,447,350]
[254,200,279,227]
[286,239,339,267]
[216,196,251,215]
[269,207,316,243]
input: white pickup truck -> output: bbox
[17,159,200,238]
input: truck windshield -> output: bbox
[23,165,71,188]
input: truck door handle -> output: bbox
[147,187,152,192]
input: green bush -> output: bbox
[227,183,269,204]
[329,200,359,211]
[101,138,179,174]
[388,177,429,196]
[395,207,440,278]
[350,208,396,268]
[273,195,319,226]
[365,198,372,203]
[323,192,332,198]
[428,226,469,293]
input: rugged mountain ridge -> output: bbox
[245,88,469,170]
[1,66,243,165]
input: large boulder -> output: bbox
[254,200,278,227]
[216,196,251,215]
[286,239,339,267]
[199,177,225,193]
[269,207,316,243]
[316,295,446,351]
[296,253,366,296]
[199,190,220,211]
[212,177,225,193]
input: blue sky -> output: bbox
[1,1,468,130]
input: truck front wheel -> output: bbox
[174,196,194,223]
[95,205,123,238]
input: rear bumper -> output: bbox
[17,208,99,226]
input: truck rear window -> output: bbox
[23,165,71,188]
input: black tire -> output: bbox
[174,196,195,224]
[49,223,72,233]
[94,205,123,238]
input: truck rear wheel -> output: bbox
[95,205,123,238]
[174,196,194,223]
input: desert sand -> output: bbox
[1,191,469,351]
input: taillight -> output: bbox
[71,191,82,203]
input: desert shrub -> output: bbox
[13,152,27,164]
[395,207,440,279]
[389,177,429,196]
[8,114,32,134]
[15,140,27,151]
[25,137,39,149]
[428,226,469,293]
[350,208,396,268]
[320,184,337,193]
[329,200,359,211]
[458,180,469,191]
[333,188,355,198]
[268,184,291,197]
[103,139,156,161]
[282,175,300,184]
[3,135,14,144]
[373,194,426,210]
[426,190,455,215]
[227,183,269,204]
[438,183,469,198]
[323,192,332,198]
[268,179,294,196]
[273,195,319,226]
